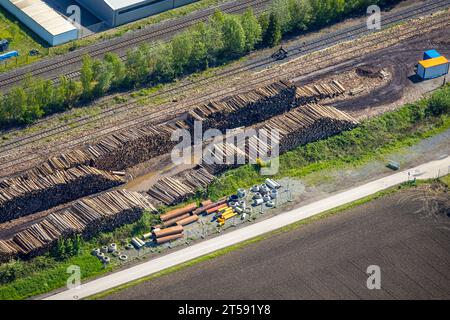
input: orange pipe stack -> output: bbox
[156,233,184,244]
[160,202,197,222]
[162,213,191,227]
[176,214,199,226]
[153,225,183,238]
[193,198,227,215]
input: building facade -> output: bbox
[74,0,199,27]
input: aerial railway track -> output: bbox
[0,0,449,179]
[0,0,271,90]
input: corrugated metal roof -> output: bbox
[419,56,449,69]
[9,0,77,36]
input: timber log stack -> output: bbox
[294,80,346,105]
[0,190,156,261]
[258,103,359,154]
[186,80,297,133]
[0,165,124,223]
[147,166,215,206]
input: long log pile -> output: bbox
[87,123,185,171]
[0,165,124,223]
[186,80,297,133]
[0,190,157,261]
[294,80,346,105]
[186,80,347,135]
[147,166,215,206]
[258,103,359,154]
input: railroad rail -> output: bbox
[0,0,449,179]
[0,0,271,90]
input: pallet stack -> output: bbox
[0,190,157,261]
[0,165,124,223]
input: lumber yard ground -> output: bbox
[1,1,449,180]
[44,156,450,300]
[1,0,450,301]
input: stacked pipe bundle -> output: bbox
[0,190,156,261]
[147,166,215,206]
[257,103,359,154]
[153,225,184,244]
[159,202,197,227]
[0,165,124,223]
[294,80,346,105]
[186,80,297,133]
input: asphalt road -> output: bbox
[105,184,450,300]
[43,156,450,300]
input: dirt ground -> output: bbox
[104,183,450,300]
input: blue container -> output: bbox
[423,49,441,60]
[0,50,18,62]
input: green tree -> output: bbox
[289,0,313,32]
[104,52,126,88]
[172,32,194,75]
[222,15,246,57]
[152,43,175,82]
[262,12,282,47]
[80,55,94,98]
[92,60,114,97]
[240,9,262,52]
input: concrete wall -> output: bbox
[75,0,199,27]
[115,0,174,27]
[74,0,114,26]
[0,0,78,46]
[174,0,198,8]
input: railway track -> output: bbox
[0,0,449,179]
[0,0,271,90]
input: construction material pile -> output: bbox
[0,165,124,223]
[258,103,359,154]
[186,80,297,133]
[153,225,184,244]
[147,166,215,206]
[0,190,156,261]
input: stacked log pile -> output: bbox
[201,136,272,174]
[0,190,156,261]
[87,124,181,171]
[28,149,94,177]
[0,165,124,223]
[186,80,297,133]
[258,103,359,154]
[147,166,215,206]
[294,80,346,105]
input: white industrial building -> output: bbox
[75,0,199,27]
[0,0,78,46]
